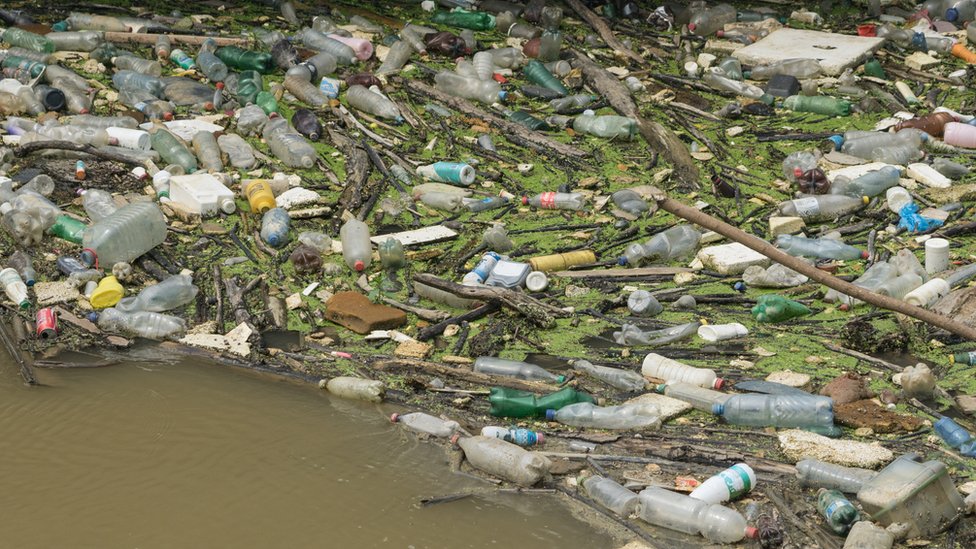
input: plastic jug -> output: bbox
[168,173,236,216]
[80,201,167,268]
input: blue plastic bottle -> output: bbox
[260,207,290,248]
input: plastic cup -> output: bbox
[697,323,748,342]
[925,238,950,275]
[684,61,699,78]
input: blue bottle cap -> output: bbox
[545,409,557,420]
[712,403,724,415]
[825,135,844,151]
[497,90,508,102]
[947,8,960,21]
[617,256,628,266]
[87,312,99,323]
[911,32,927,51]
[733,281,747,293]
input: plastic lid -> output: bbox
[268,235,281,247]
[389,413,400,423]
[950,354,956,364]
[545,409,557,420]
[216,82,225,90]
[745,526,759,539]
[860,250,870,259]
[535,432,545,445]
[825,135,844,151]
[654,383,667,394]
[712,403,724,415]
[525,271,548,292]
[86,312,99,323]
[617,256,628,266]
[17,299,29,310]
[354,260,365,272]
[947,8,959,21]
[497,90,508,102]
[449,433,461,446]
[712,377,724,390]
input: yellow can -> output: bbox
[90,275,124,309]
[242,179,276,214]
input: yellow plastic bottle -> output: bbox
[242,179,276,214]
[90,275,124,309]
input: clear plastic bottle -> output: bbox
[689,463,756,504]
[8,250,36,287]
[34,85,66,111]
[0,267,29,309]
[47,30,103,52]
[68,12,129,32]
[116,274,198,313]
[260,208,290,248]
[109,55,161,77]
[688,3,737,36]
[933,157,969,179]
[483,223,514,252]
[831,166,900,198]
[235,104,270,136]
[872,143,922,165]
[657,382,730,412]
[218,134,257,169]
[713,394,835,431]
[153,34,171,62]
[324,376,384,402]
[545,401,661,430]
[480,426,544,447]
[570,359,645,392]
[345,84,403,123]
[776,234,867,260]
[296,28,356,65]
[416,192,461,212]
[96,307,186,340]
[150,127,198,173]
[112,70,165,98]
[191,131,223,172]
[0,91,27,115]
[286,51,338,83]
[776,195,868,222]
[817,489,860,535]
[434,70,507,104]
[326,33,373,61]
[80,201,167,268]
[522,192,584,211]
[782,151,819,183]
[749,59,823,80]
[474,356,565,383]
[550,94,597,113]
[390,412,460,438]
[635,487,757,544]
[573,112,638,140]
[843,130,924,159]
[81,189,117,222]
[2,28,55,54]
[642,353,723,389]
[455,435,551,487]
[582,475,638,516]
[702,69,769,101]
[339,218,371,272]
[843,521,895,549]
[68,114,139,130]
[267,132,317,169]
[619,225,701,266]
[795,459,878,493]
[627,290,662,317]
[283,75,330,108]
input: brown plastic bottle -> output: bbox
[893,112,955,138]
[289,244,322,274]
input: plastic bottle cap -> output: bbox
[687,23,697,31]
[950,354,956,364]
[545,409,557,420]
[535,433,545,444]
[712,377,724,390]
[354,260,365,272]
[521,196,529,205]
[712,403,724,415]
[655,383,667,393]
[86,312,99,323]
[745,526,759,539]
[449,433,461,446]
[555,375,566,384]
[715,30,725,37]
[860,250,869,259]
[389,413,400,423]
[861,196,870,204]
[525,271,548,291]
[163,112,174,121]
[617,256,628,266]
[80,248,97,268]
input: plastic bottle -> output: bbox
[80,201,167,268]
[523,59,567,95]
[345,84,403,123]
[573,112,638,140]
[817,489,859,535]
[339,218,371,272]
[390,412,459,438]
[168,48,196,70]
[95,307,186,340]
[8,250,36,287]
[489,386,594,418]
[843,521,895,549]
[546,401,661,430]
[619,225,701,266]
[749,59,823,80]
[132,99,174,121]
[2,28,55,53]
[783,95,852,116]
[751,294,811,323]
[218,134,257,169]
[324,376,384,402]
[47,214,86,245]
[688,3,737,36]
[283,74,330,108]
[641,350,723,387]
[47,30,103,52]
[474,356,565,383]
[462,252,501,285]
[189,131,222,173]
[67,12,129,32]
[112,70,165,98]
[570,359,645,392]
[627,290,662,317]
[550,94,597,114]
[416,162,476,186]
[287,244,321,275]
[702,70,770,101]
[266,132,317,169]
[325,33,372,61]
[0,91,27,115]
[885,186,913,214]
[431,9,496,31]
[259,208,290,248]
[287,51,338,83]
[933,158,969,179]
[434,70,506,104]
[582,475,638,516]
[455,435,550,487]
[689,463,756,504]
[656,382,730,413]
[872,143,922,165]
[296,29,355,65]
[522,192,584,211]
[776,234,867,260]
[635,487,756,544]
[107,55,160,78]
[480,426,544,447]
[34,85,66,111]
[831,166,900,198]
[115,274,198,314]
[288,108,321,142]
[776,195,868,222]
[0,267,29,309]
[713,393,835,431]
[81,189,117,223]
[842,130,924,159]
[149,127,197,173]
[795,459,878,493]
[215,46,274,73]
[943,122,976,149]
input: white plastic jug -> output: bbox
[168,173,236,216]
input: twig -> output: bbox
[14,140,145,165]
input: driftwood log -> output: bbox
[13,140,146,166]
[413,273,569,328]
[372,358,560,393]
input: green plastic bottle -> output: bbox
[150,128,198,173]
[951,351,976,365]
[237,70,264,105]
[782,95,851,117]
[816,489,859,534]
[1,55,46,78]
[431,9,496,31]
[2,28,55,54]
[523,59,568,95]
[862,58,886,79]
[47,214,87,244]
[751,294,810,323]
[255,90,278,115]
[215,46,274,74]
[505,109,552,131]
[489,386,594,418]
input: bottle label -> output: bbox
[823,499,854,521]
[719,464,752,498]
[539,191,557,209]
[319,77,340,99]
[791,197,820,218]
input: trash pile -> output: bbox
[4,0,976,546]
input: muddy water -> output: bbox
[0,346,613,549]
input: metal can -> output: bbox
[35,307,58,339]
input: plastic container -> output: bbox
[474,356,564,383]
[697,322,749,342]
[81,189,117,222]
[434,70,506,104]
[522,192,584,211]
[8,250,36,287]
[713,394,835,432]
[903,277,949,308]
[168,173,235,216]
[324,376,384,402]
[339,218,372,272]
[488,386,594,418]
[642,353,722,389]
[619,225,701,266]
[0,267,29,309]
[657,382,730,413]
[573,113,638,140]
[455,436,551,487]
[925,238,950,274]
[843,521,895,549]
[80,201,167,268]
[115,274,198,314]
[260,208,290,248]
[480,426,544,447]
[776,234,867,260]
[484,259,531,288]
[570,359,645,392]
[776,195,868,222]
[818,489,860,534]
[416,162,476,186]
[689,463,756,504]
[345,85,402,123]
[150,127,197,173]
[34,85,65,111]
[462,252,501,285]
[635,487,756,544]
[169,48,196,70]
[267,132,317,169]
[241,179,275,214]
[390,412,459,438]
[944,121,976,148]
[627,290,662,317]
[581,475,638,516]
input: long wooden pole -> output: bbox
[655,195,976,341]
[103,32,250,48]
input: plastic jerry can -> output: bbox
[168,173,236,216]
[484,259,531,288]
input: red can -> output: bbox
[36,307,58,339]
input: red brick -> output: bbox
[324,292,407,334]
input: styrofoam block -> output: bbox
[697,242,771,275]
[733,29,885,76]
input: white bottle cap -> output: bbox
[525,271,548,292]
[153,170,171,185]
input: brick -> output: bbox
[324,291,407,334]
[769,216,806,237]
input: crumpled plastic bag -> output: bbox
[898,203,943,233]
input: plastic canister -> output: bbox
[925,238,950,275]
[485,259,531,288]
[903,278,950,308]
[242,179,276,213]
[168,173,236,216]
[105,127,151,150]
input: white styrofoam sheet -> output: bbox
[370,225,458,247]
[732,29,885,76]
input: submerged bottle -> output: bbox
[390,412,460,438]
[582,476,638,516]
[116,274,198,313]
[713,394,835,432]
[642,353,723,388]
[619,225,701,266]
[455,435,551,487]
[80,201,167,268]
[324,376,384,402]
[339,218,372,272]
[570,359,645,392]
[776,234,867,260]
[95,307,186,340]
[489,386,594,418]
[546,401,661,430]
[474,356,565,383]
[636,487,757,543]
[817,489,859,535]
[776,195,868,222]
[751,294,811,322]
[434,70,507,104]
[795,459,878,493]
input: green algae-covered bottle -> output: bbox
[489,386,594,418]
[782,95,851,117]
[431,9,495,31]
[215,46,274,73]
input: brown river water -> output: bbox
[0,345,614,549]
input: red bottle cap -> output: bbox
[354,260,365,272]
[449,433,461,446]
[713,378,725,390]
[745,526,759,539]
[535,433,545,445]
[163,112,174,121]
[389,413,400,423]
[860,250,870,259]
[687,23,697,32]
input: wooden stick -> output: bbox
[650,189,976,341]
[13,140,146,166]
[564,0,650,64]
[413,273,569,328]
[103,32,250,48]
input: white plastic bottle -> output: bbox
[345,85,403,123]
[0,267,29,309]
[689,463,756,504]
[455,435,552,487]
[545,401,662,430]
[582,475,639,516]
[642,353,723,389]
[635,486,757,544]
[390,412,459,438]
[323,376,384,402]
[339,218,372,272]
